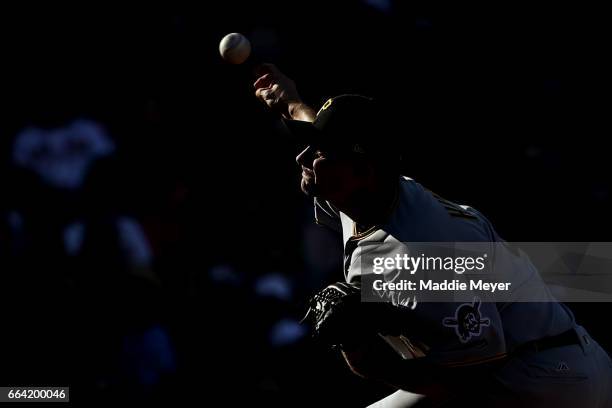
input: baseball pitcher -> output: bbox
[254,64,612,407]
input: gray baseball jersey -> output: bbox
[313,176,612,406]
[315,176,573,363]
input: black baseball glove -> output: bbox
[301,281,415,349]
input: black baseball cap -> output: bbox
[283,94,394,158]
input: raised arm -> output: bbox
[253,63,316,122]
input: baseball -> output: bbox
[219,33,251,64]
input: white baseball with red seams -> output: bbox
[218,33,251,64]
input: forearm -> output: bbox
[288,101,316,122]
[340,341,450,397]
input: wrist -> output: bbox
[288,101,316,122]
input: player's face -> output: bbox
[296,145,363,203]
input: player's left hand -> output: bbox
[301,281,413,348]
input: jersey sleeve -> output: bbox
[314,198,342,233]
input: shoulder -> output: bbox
[388,177,497,242]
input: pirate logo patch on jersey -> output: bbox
[443,298,490,343]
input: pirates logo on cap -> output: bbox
[317,98,333,116]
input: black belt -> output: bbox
[514,328,581,354]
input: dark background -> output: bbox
[0,2,610,405]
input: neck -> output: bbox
[333,177,399,228]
